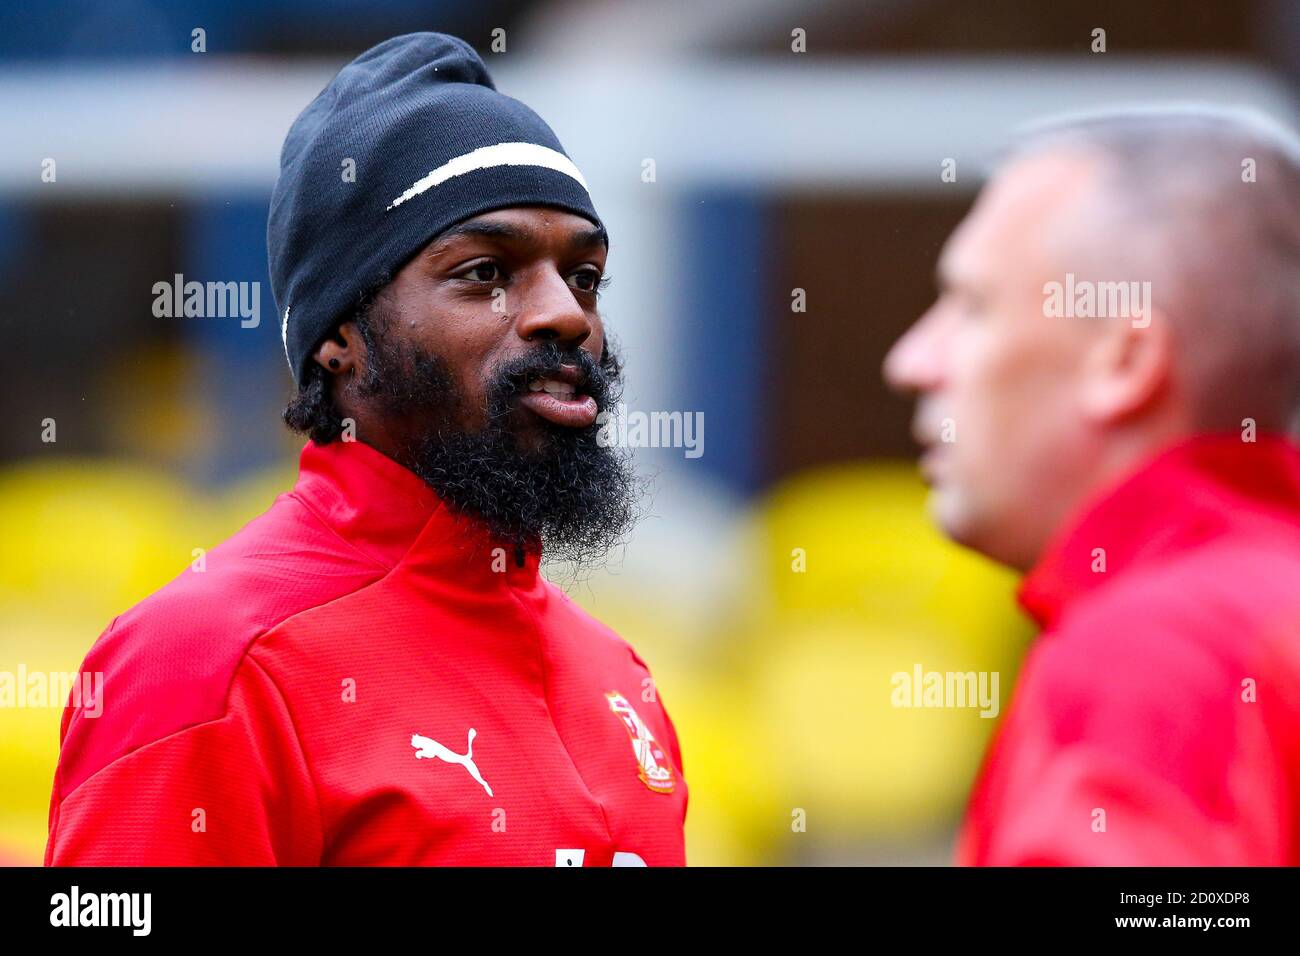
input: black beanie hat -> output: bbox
[268,32,603,386]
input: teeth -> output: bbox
[529,377,576,398]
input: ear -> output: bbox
[1078,308,1174,423]
[313,320,363,377]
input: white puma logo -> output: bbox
[411,729,493,797]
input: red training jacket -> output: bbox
[957,434,1300,865]
[46,439,687,866]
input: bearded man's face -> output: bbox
[334,206,637,568]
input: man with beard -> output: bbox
[46,33,686,866]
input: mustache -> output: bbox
[486,342,620,411]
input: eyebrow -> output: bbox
[426,218,609,255]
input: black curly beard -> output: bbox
[356,326,637,571]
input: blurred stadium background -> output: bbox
[2,0,1298,865]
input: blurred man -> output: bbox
[884,107,1300,865]
[46,33,686,866]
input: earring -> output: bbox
[328,358,340,370]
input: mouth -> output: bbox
[918,438,954,488]
[918,443,938,477]
[911,413,940,483]
[516,365,599,428]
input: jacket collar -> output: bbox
[291,439,542,582]
[1017,432,1300,629]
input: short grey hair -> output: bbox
[1004,105,1300,434]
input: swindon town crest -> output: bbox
[605,691,675,794]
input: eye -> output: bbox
[568,267,608,295]
[458,261,504,283]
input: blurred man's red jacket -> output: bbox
[46,440,686,866]
[958,434,1300,865]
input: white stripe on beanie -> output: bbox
[386,141,589,211]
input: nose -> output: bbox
[883,305,947,394]
[513,267,594,350]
